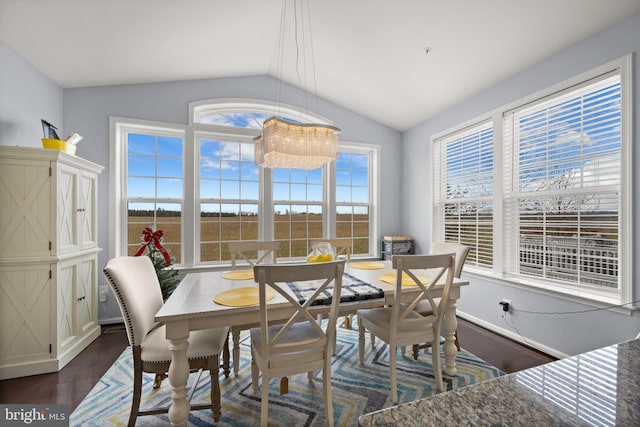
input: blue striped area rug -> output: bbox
[70,326,503,426]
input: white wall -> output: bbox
[0,42,402,323]
[62,76,402,322]
[0,42,63,145]
[403,12,640,357]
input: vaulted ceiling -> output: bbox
[2,0,639,131]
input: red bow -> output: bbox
[135,227,171,265]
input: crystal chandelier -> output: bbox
[255,0,340,170]
[255,117,339,170]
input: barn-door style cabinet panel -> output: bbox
[0,146,104,379]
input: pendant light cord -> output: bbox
[274,0,320,122]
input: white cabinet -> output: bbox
[0,146,104,379]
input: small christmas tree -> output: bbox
[134,227,179,300]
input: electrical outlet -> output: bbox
[99,286,108,302]
[499,298,511,312]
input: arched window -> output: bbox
[111,99,378,269]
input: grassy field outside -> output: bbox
[128,214,370,264]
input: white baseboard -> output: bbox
[457,311,569,359]
[99,316,124,325]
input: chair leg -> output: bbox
[454,330,461,351]
[432,342,444,393]
[129,348,143,427]
[251,355,259,392]
[209,355,222,421]
[323,359,334,427]
[358,321,365,365]
[390,344,398,404]
[222,334,231,378]
[260,375,269,427]
[280,377,288,395]
[343,314,352,329]
[152,372,165,389]
[412,343,420,360]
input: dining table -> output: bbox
[155,260,469,427]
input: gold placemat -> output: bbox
[348,261,386,270]
[213,287,275,307]
[379,272,428,287]
[222,270,254,280]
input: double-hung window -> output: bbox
[273,168,323,258]
[118,123,185,263]
[336,149,372,255]
[198,134,259,262]
[433,56,631,306]
[433,121,494,269]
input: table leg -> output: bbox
[167,328,190,427]
[442,298,458,376]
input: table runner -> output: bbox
[287,272,384,306]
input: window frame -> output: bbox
[194,130,262,264]
[431,55,632,309]
[334,143,378,257]
[433,120,495,270]
[110,99,379,269]
[109,118,187,262]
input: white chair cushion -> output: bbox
[250,322,327,370]
[359,307,435,333]
[414,299,439,315]
[141,325,228,363]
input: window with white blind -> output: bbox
[503,72,624,297]
[433,121,494,269]
[432,55,631,305]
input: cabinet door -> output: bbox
[77,171,98,249]
[57,261,76,354]
[0,264,53,364]
[57,164,77,254]
[76,255,97,335]
[0,159,52,259]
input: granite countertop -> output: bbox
[359,338,639,426]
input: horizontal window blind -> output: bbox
[503,73,621,290]
[434,121,494,268]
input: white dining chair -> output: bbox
[228,240,280,269]
[408,242,470,357]
[227,240,281,376]
[103,256,229,426]
[310,239,354,327]
[310,238,352,262]
[250,260,345,427]
[357,253,455,403]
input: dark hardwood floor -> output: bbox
[0,325,129,411]
[0,318,556,411]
